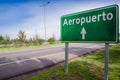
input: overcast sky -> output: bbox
[0,0,120,39]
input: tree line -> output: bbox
[0,30,56,48]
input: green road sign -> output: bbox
[61,5,119,43]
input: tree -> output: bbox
[0,35,4,41]
[0,35,4,44]
[37,38,45,45]
[17,30,26,43]
[34,34,45,45]
[47,37,55,44]
[31,34,45,45]
[0,35,12,48]
[28,37,33,45]
[3,35,11,44]
[12,38,21,47]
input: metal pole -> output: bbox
[104,43,109,80]
[65,42,69,73]
[40,2,50,40]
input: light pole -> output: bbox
[40,2,50,40]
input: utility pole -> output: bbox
[40,1,50,40]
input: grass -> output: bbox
[26,43,120,80]
[0,43,64,53]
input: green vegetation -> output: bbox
[0,30,57,48]
[0,43,64,52]
[26,44,120,80]
[0,35,11,44]
[17,30,26,43]
[48,37,56,44]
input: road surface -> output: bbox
[0,43,105,80]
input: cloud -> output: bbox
[0,2,61,39]
[0,0,120,40]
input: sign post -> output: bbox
[104,43,109,80]
[61,4,119,80]
[65,42,69,73]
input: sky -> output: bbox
[0,0,120,40]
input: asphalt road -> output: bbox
[0,43,105,80]
[0,43,104,64]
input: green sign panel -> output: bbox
[61,5,119,43]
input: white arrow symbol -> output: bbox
[80,27,87,40]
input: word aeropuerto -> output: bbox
[63,11,113,26]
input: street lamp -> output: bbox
[40,1,50,40]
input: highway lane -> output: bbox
[0,43,104,64]
[0,43,106,80]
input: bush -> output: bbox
[37,39,45,45]
[47,37,55,44]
